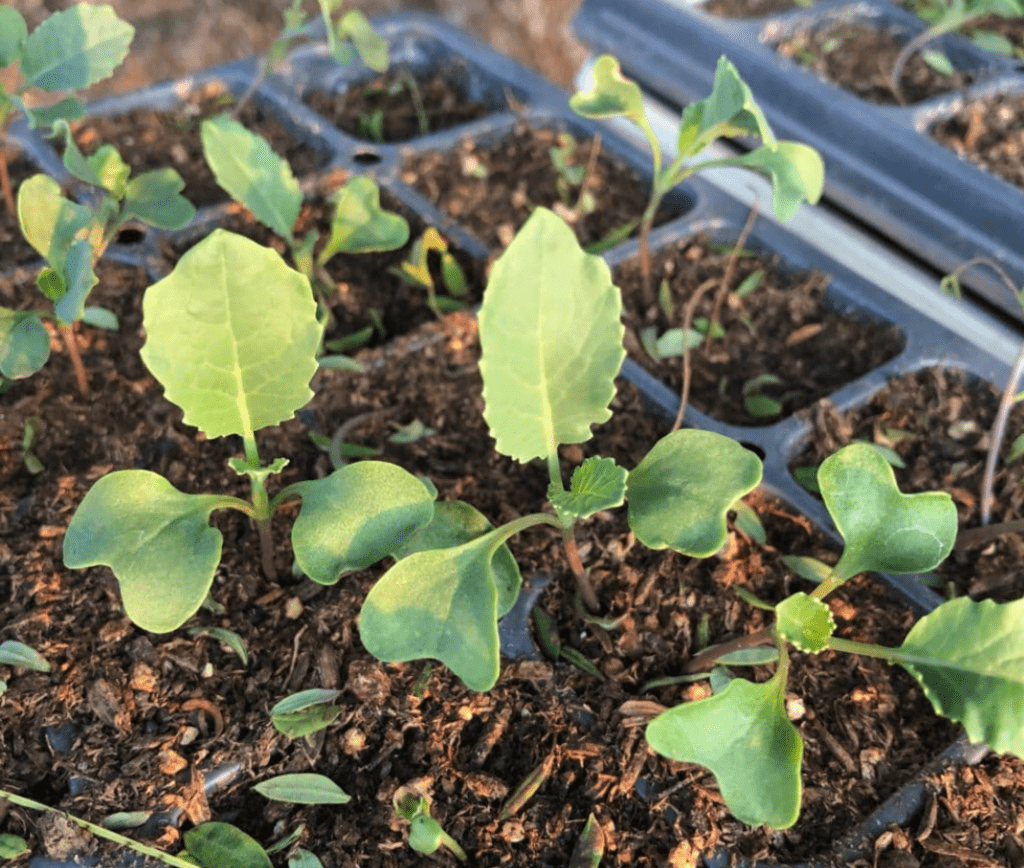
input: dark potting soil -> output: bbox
[615,234,906,427]
[930,92,1024,191]
[773,23,973,104]
[65,80,330,209]
[792,367,1024,603]
[303,69,493,143]
[1,284,960,866]
[401,124,685,253]
[703,0,803,18]
[163,187,485,350]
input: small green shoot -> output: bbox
[253,773,351,805]
[270,688,342,740]
[393,226,469,316]
[0,639,50,696]
[18,416,44,473]
[393,788,467,862]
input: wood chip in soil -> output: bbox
[304,69,494,143]
[930,92,1024,191]
[793,367,1024,602]
[773,23,975,104]
[1,284,961,866]
[401,124,687,253]
[66,80,329,209]
[163,187,485,349]
[616,233,905,426]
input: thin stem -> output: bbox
[955,517,1024,551]
[638,204,656,305]
[0,149,14,215]
[240,434,278,580]
[683,625,775,673]
[825,635,897,663]
[888,11,974,104]
[564,528,601,613]
[671,277,720,433]
[59,322,89,396]
[439,831,468,863]
[706,206,758,345]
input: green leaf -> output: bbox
[82,305,119,331]
[270,688,341,716]
[0,8,27,68]
[897,597,1024,756]
[53,238,98,324]
[17,173,92,270]
[201,114,301,239]
[24,97,84,130]
[716,646,780,666]
[570,54,647,127]
[726,141,824,222]
[780,554,833,585]
[0,833,29,859]
[775,592,835,653]
[20,4,134,92]
[819,442,958,581]
[478,207,624,462]
[550,456,628,523]
[394,500,522,618]
[140,230,321,439]
[183,822,272,868]
[337,10,389,73]
[646,671,802,829]
[921,49,955,76]
[63,470,228,633]
[360,525,517,691]
[0,309,50,379]
[253,774,351,805]
[101,812,151,831]
[289,461,435,585]
[319,176,410,263]
[123,168,195,230]
[569,814,604,868]
[271,704,341,739]
[187,626,249,666]
[627,429,762,556]
[289,849,325,868]
[0,640,50,672]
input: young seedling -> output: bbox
[0,639,50,696]
[549,131,599,223]
[0,4,134,214]
[358,207,764,691]
[393,226,469,317]
[63,230,438,634]
[646,441,1024,829]
[393,788,467,862]
[1,123,194,394]
[570,54,824,303]
[200,112,409,361]
[890,0,1024,102]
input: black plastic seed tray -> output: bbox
[572,0,1024,322]
[8,13,1020,868]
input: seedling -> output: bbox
[646,441,1024,828]
[353,70,430,141]
[890,0,1024,102]
[270,688,342,740]
[201,112,409,361]
[0,4,134,213]
[0,639,50,696]
[549,131,598,221]
[570,54,823,303]
[393,788,467,862]
[393,226,469,317]
[1,123,194,394]
[18,415,45,474]
[253,773,350,805]
[63,230,438,633]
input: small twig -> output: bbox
[683,626,775,674]
[574,132,602,213]
[706,207,759,347]
[670,277,719,433]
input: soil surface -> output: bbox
[930,93,1024,191]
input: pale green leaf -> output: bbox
[0,8,27,68]
[627,429,762,556]
[819,443,957,580]
[360,526,514,691]
[0,833,28,859]
[0,640,50,672]
[550,456,627,523]
[898,597,1024,756]
[254,774,350,805]
[570,54,647,127]
[289,461,435,585]
[646,672,802,829]
[319,176,409,263]
[17,173,92,270]
[478,207,624,462]
[780,554,833,585]
[101,812,151,831]
[24,97,84,130]
[82,305,119,330]
[0,309,50,379]
[201,114,300,238]
[140,230,321,439]
[394,500,521,618]
[188,626,249,666]
[775,592,835,653]
[271,704,341,739]
[124,168,195,230]
[53,238,97,324]
[716,646,779,666]
[270,688,341,716]
[337,10,389,73]
[726,141,824,222]
[183,822,272,868]
[20,4,134,91]
[289,849,325,868]
[63,470,227,633]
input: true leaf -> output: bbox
[775,592,835,653]
[17,173,92,270]
[337,10,389,73]
[319,176,409,263]
[646,671,802,829]
[52,238,97,324]
[62,470,229,633]
[478,207,624,462]
[20,4,134,92]
[289,461,435,585]
[289,849,325,868]
[123,168,195,230]
[140,230,321,439]
[253,774,351,805]
[183,822,272,868]
[897,597,1024,756]
[0,8,27,68]
[549,456,628,524]
[818,442,957,580]
[0,833,28,859]
[24,97,84,130]
[627,429,762,556]
[360,525,519,691]
[0,309,50,380]
[0,640,50,672]
[569,54,647,128]
[271,704,341,739]
[725,141,824,221]
[201,114,301,240]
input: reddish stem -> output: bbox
[59,322,89,396]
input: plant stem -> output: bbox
[671,276,719,433]
[706,206,758,342]
[888,12,974,104]
[242,434,278,580]
[0,149,14,215]
[825,635,897,662]
[683,625,775,673]
[564,528,601,613]
[58,321,89,395]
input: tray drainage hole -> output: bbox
[115,226,145,245]
[353,149,382,166]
